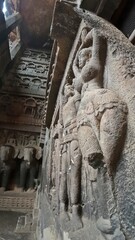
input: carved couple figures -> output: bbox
[58,27,127,232]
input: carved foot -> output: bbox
[96,217,114,234]
[70,205,83,232]
[59,204,70,231]
[59,212,71,231]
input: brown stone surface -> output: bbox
[20,0,56,47]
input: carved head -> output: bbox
[24,147,36,164]
[0,145,14,162]
[81,27,90,42]
[64,84,74,98]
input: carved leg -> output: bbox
[100,107,127,175]
[20,161,28,191]
[70,139,83,231]
[1,165,11,191]
[77,125,103,168]
[59,144,69,223]
[28,164,38,192]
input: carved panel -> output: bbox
[0,94,45,126]
[22,49,51,64]
[11,60,49,78]
[2,72,47,96]
[0,129,40,147]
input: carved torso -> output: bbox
[62,94,79,128]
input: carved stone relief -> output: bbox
[42,9,135,239]
[9,49,50,79]
[2,72,47,96]
[0,47,49,197]
[15,60,48,76]
[22,49,51,63]
[0,94,45,125]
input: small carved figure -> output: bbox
[73,28,127,175]
[59,83,82,230]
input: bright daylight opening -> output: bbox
[2,1,7,14]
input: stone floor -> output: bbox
[0,211,32,240]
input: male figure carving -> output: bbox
[59,84,82,230]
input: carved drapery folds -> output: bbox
[43,8,135,240]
